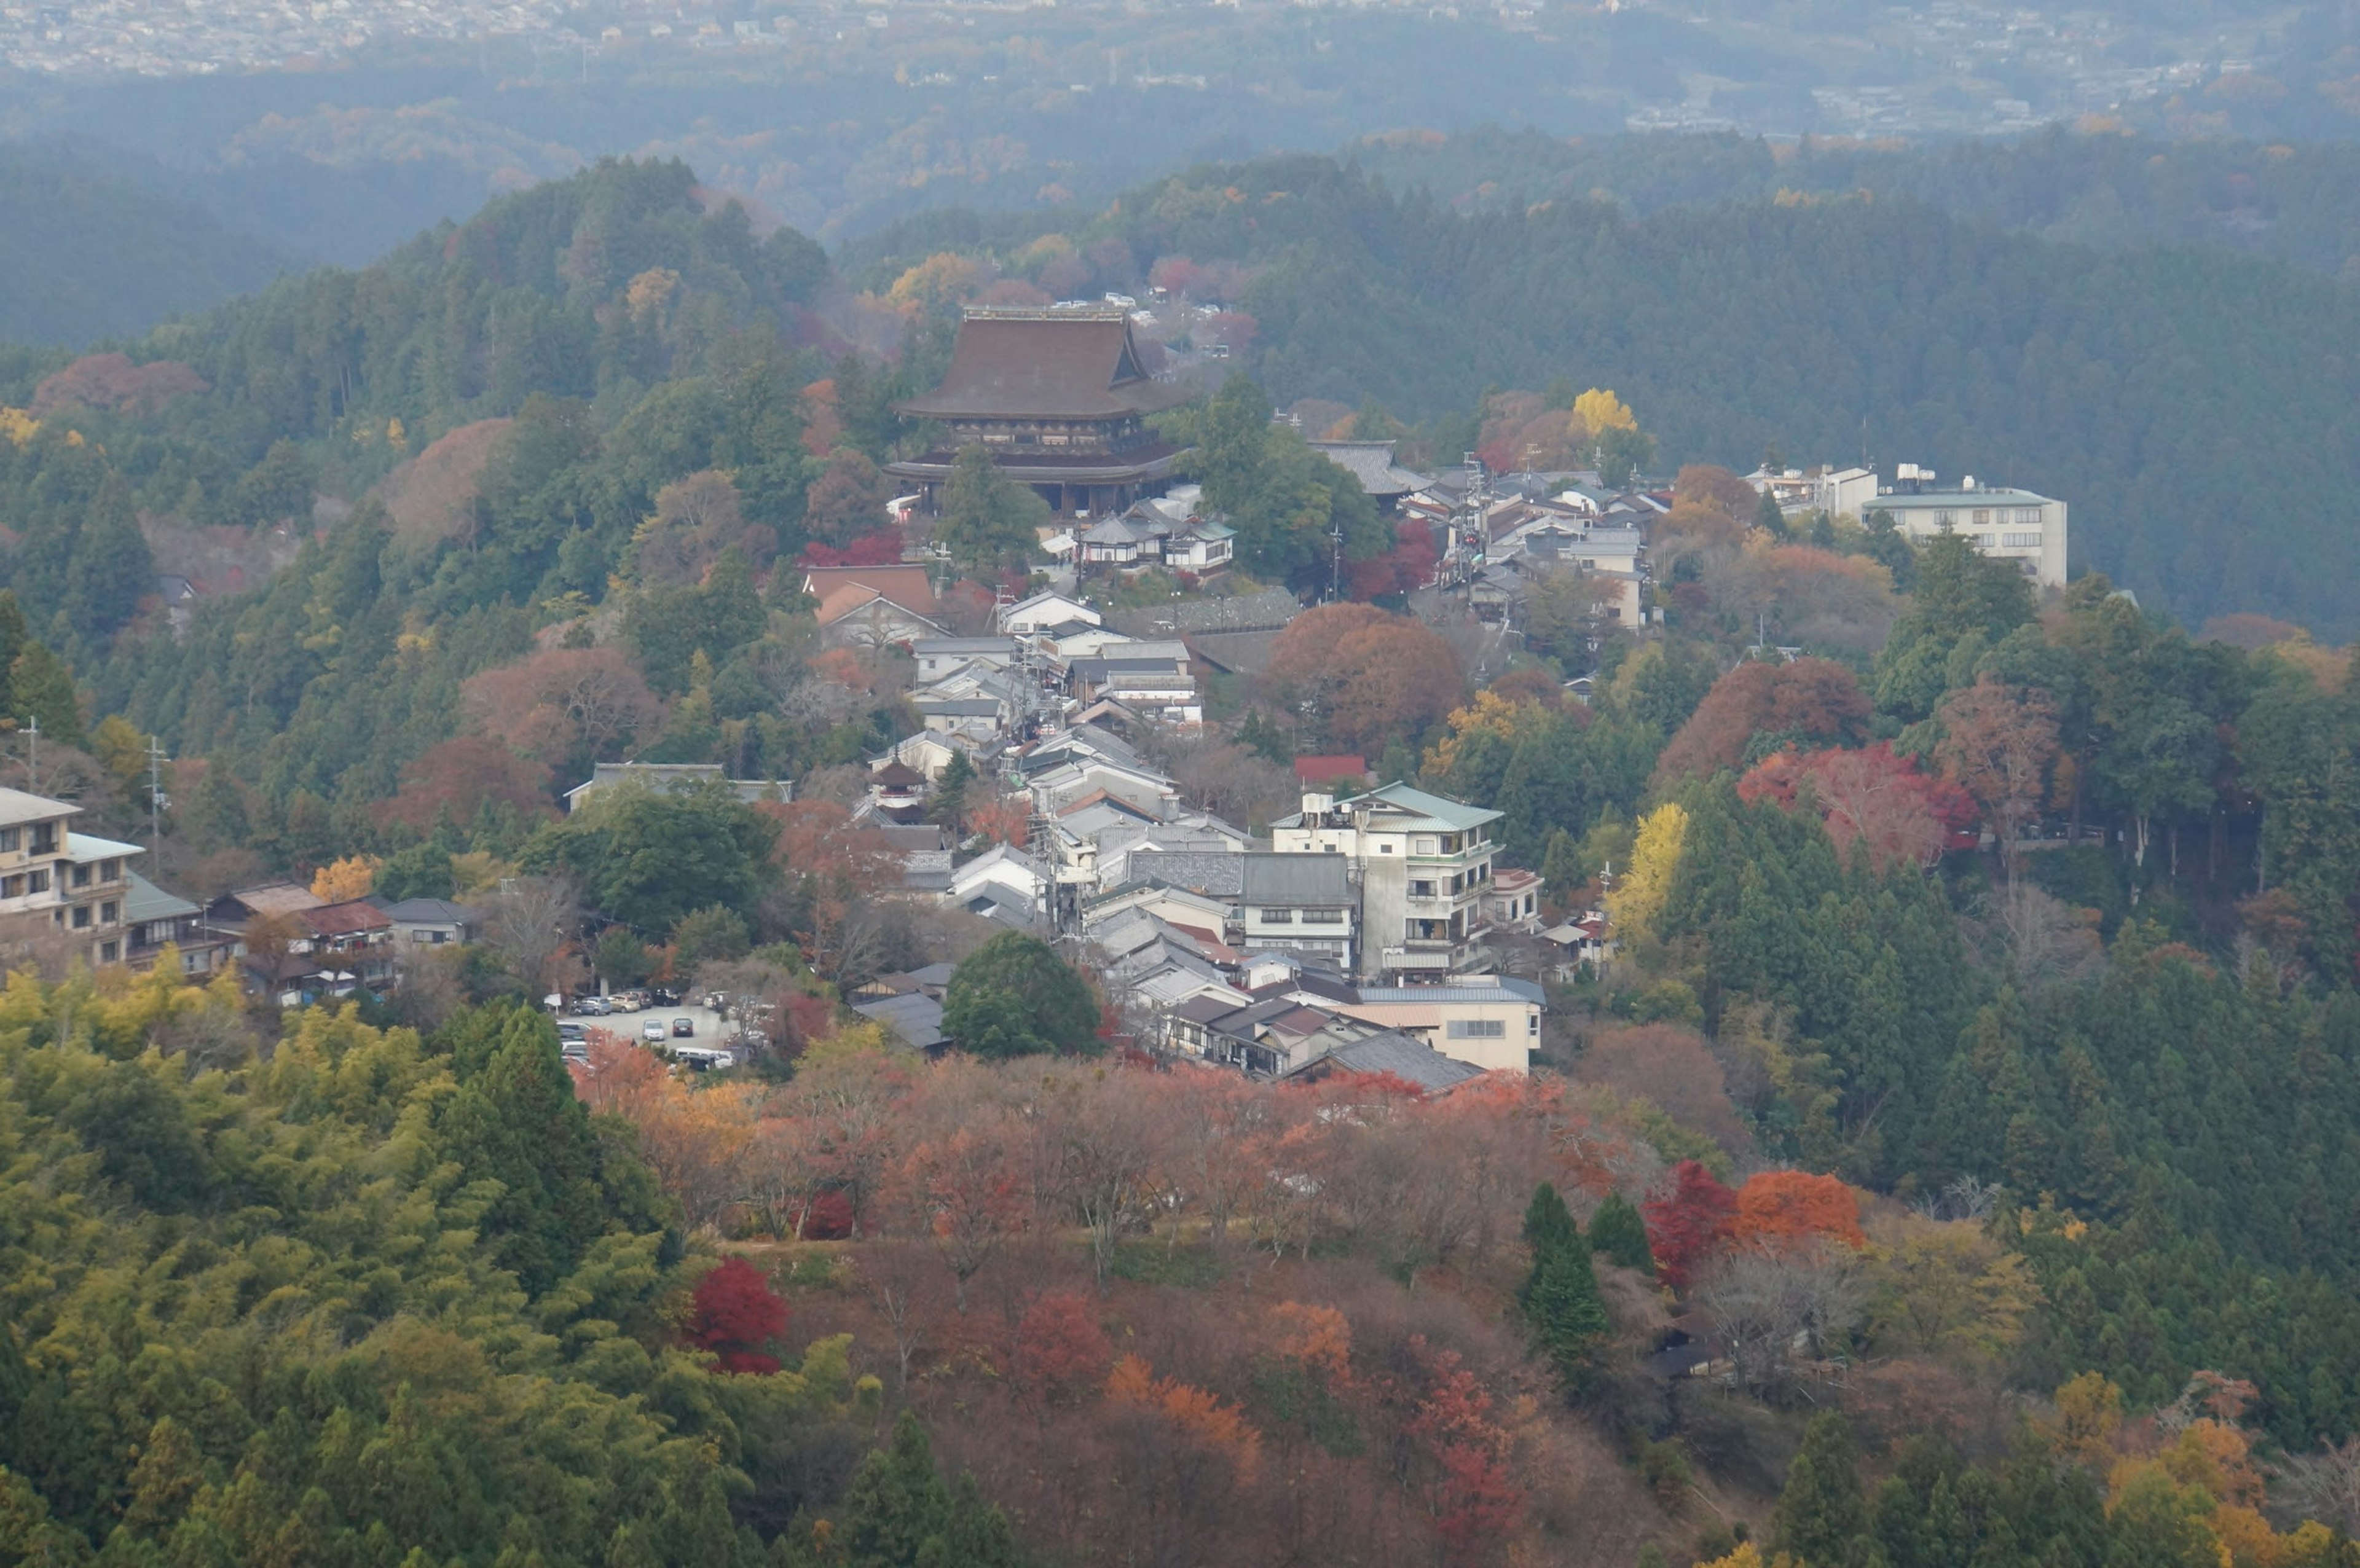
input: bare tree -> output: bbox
[1970,881,2101,988]
[483,874,581,1000]
[1696,1241,1864,1404]
[2279,1438,2360,1535]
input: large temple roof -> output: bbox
[897,308,1197,421]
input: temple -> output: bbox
[887,307,1195,519]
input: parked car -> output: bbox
[560,1043,590,1067]
[649,987,682,1006]
[701,992,728,1011]
[608,992,642,1013]
[671,1017,695,1038]
[572,997,611,1017]
[674,1047,736,1073]
[556,1021,588,1043]
[640,1020,669,1043]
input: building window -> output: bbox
[1302,909,1345,925]
[0,875,18,898]
[1973,509,1991,526]
[1446,1018,1507,1040]
[1528,1013,1541,1035]
[28,869,49,894]
[0,828,16,853]
[71,864,91,889]
[71,906,90,930]
[1379,843,1393,853]
[1935,509,1956,527]
[2003,531,2042,548]
[99,941,118,963]
[100,860,119,882]
[2015,508,2040,525]
[1410,880,1438,898]
[29,826,54,855]
[1258,909,1295,923]
[100,902,117,924]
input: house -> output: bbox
[206,884,396,1005]
[1064,639,1200,725]
[1541,911,1615,970]
[853,990,948,1053]
[803,564,945,648]
[123,872,233,976]
[1334,978,1545,1075]
[867,760,929,821]
[1270,782,1504,984]
[886,307,1195,518]
[948,844,1046,922]
[564,762,792,813]
[873,732,981,783]
[1484,868,1544,934]
[1865,466,2067,587]
[1283,1028,1487,1092]
[377,897,483,949]
[1307,439,1431,511]
[1000,590,1100,635]
[0,787,144,968]
[913,636,1018,686]
[1238,852,1357,973]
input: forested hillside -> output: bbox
[0,143,296,345]
[1349,126,2360,277]
[852,152,2360,636]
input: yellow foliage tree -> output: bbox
[0,407,37,445]
[1607,802,1688,942]
[1863,1212,2043,1360]
[310,855,380,903]
[1423,689,1537,778]
[1573,388,1638,436]
[1696,1545,1804,1568]
[624,267,681,326]
[2046,1372,2124,1469]
[887,253,983,316]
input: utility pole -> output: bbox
[24,715,37,796]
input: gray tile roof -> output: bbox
[854,992,948,1050]
[1310,1030,1487,1091]
[1240,852,1350,904]
[1125,851,1248,896]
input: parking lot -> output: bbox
[557,998,736,1060]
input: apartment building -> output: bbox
[0,787,143,967]
[1870,466,2067,587]
[1270,782,1501,984]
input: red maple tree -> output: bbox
[686,1256,790,1374]
[1642,1159,1738,1292]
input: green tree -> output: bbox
[1873,533,2036,720]
[8,641,81,750]
[1518,1182,1610,1397]
[1775,1413,1870,1567]
[930,749,978,839]
[373,842,455,903]
[595,925,655,987]
[783,1410,1024,1567]
[520,778,779,936]
[1589,1191,1656,1274]
[935,445,1047,581]
[672,904,752,971]
[940,931,1101,1059]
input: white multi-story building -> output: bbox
[1869,466,2067,587]
[0,786,144,968]
[1270,782,1501,984]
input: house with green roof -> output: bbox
[1269,781,1510,984]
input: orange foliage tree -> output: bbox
[1654,657,1873,785]
[1268,603,1465,756]
[1728,1170,1866,1251]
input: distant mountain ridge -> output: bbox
[0,141,297,346]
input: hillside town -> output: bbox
[11,303,2070,1102]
